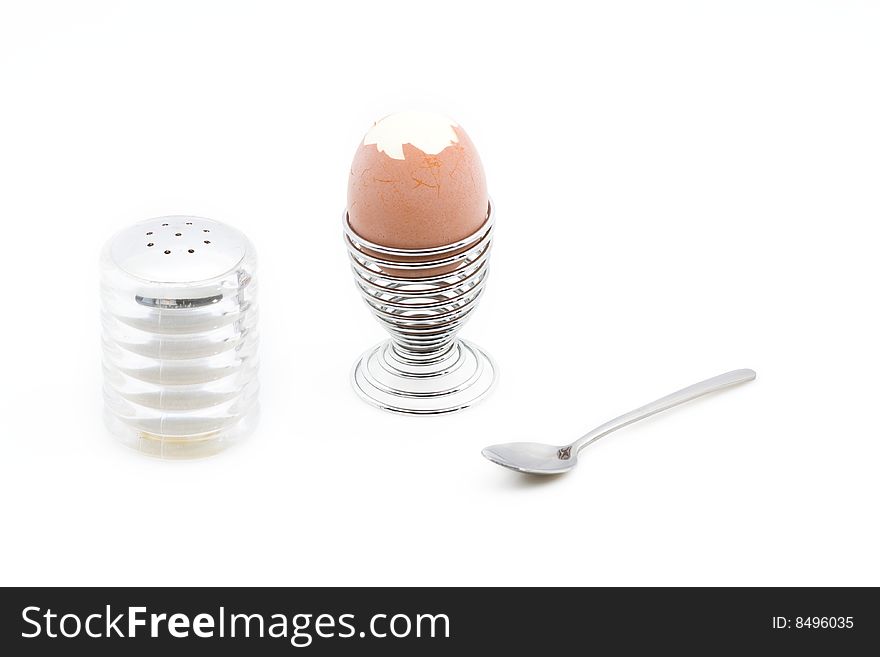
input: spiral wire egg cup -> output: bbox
[101,216,259,458]
[344,202,497,414]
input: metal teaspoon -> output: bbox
[481,369,756,475]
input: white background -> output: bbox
[1,1,877,586]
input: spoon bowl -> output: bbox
[481,442,576,475]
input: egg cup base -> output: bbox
[351,338,497,415]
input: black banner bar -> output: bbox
[1,587,875,654]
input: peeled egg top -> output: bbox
[347,111,489,249]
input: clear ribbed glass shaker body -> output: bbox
[101,216,259,458]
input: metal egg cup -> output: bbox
[344,202,497,415]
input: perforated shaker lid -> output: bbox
[109,215,250,284]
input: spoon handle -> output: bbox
[571,369,756,454]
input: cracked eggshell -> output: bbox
[347,111,489,249]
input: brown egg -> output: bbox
[347,111,489,250]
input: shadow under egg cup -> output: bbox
[101,216,259,459]
[344,202,497,415]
